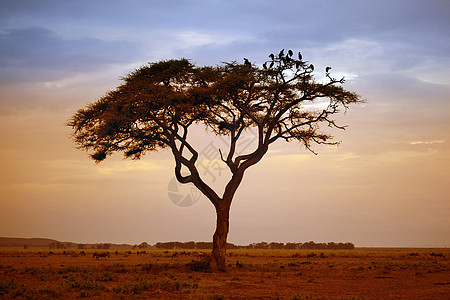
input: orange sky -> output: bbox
[0,1,449,247]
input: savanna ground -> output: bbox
[0,248,449,299]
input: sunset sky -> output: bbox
[0,0,449,247]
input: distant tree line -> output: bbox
[155,241,355,250]
[49,242,111,250]
[48,242,70,249]
[155,241,233,250]
[45,240,354,250]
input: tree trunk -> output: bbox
[210,205,230,272]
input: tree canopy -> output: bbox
[69,52,360,197]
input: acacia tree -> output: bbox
[68,49,362,271]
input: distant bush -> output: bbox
[189,259,212,273]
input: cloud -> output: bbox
[409,140,445,145]
[1,1,448,85]
[348,72,450,114]
[0,27,141,85]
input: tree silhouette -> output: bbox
[68,50,362,271]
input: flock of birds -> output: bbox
[244,49,331,74]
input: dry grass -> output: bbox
[0,248,449,299]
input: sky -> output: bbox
[0,0,449,247]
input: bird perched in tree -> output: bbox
[288,49,293,57]
[298,52,302,60]
[263,62,267,69]
[243,58,251,67]
[310,64,314,71]
[326,66,331,73]
[279,49,285,58]
[269,53,275,60]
